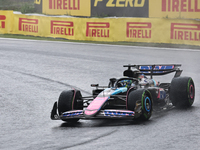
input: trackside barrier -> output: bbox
[0,11,200,46]
[149,0,200,19]
[34,0,91,17]
[0,11,13,34]
[34,0,200,19]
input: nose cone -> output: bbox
[84,96,108,118]
[84,109,98,118]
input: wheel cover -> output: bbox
[188,79,195,105]
[144,97,151,112]
[189,84,194,99]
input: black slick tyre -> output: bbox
[127,89,153,121]
[170,77,195,108]
[58,89,83,122]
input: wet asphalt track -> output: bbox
[0,38,200,150]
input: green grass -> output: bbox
[0,1,34,13]
[0,34,200,50]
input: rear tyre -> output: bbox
[127,89,152,121]
[58,89,83,122]
[170,77,195,108]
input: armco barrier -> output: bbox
[0,11,200,46]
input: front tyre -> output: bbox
[127,89,153,121]
[58,89,83,122]
[170,77,195,108]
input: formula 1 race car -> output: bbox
[51,64,195,122]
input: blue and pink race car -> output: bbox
[51,64,195,122]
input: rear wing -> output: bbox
[123,64,182,79]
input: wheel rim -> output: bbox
[144,97,151,112]
[189,84,194,99]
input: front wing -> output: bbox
[51,108,136,120]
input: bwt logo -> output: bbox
[162,0,200,12]
[86,22,110,38]
[19,18,38,33]
[0,15,6,29]
[171,23,200,41]
[127,22,151,38]
[51,20,74,36]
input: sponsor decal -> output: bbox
[0,15,6,28]
[162,0,200,12]
[171,23,200,41]
[91,0,148,17]
[19,18,38,33]
[94,0,146,7]
[127,22,151,38]
[49,0,80,10]
[86,22,110,38]
[51,20,74,36]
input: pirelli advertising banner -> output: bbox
[1,11,200,46]
[34,0,91,16]
[34,0,148,17]
[149,0,200,19]
[0,11,13,34]
[35,0,200,19]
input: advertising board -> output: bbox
[149,0,200,19]
[91,0,149,17]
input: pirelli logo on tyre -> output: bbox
[127,22,151,39]
[51,20,74,36]
[171,23,200,41]
[86,22,110,38]
[19,18,39,33]
[0,15,6,29]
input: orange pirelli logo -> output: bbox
[0,15,6,28]
[86,22,110,38]
[19,18,38,33]
[51,20,74,36]
[171,23,200,41]
[127,22,151,38]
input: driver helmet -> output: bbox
[117,79,132,88]
[132,68,141,78]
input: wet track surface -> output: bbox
[0,38,200,150]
